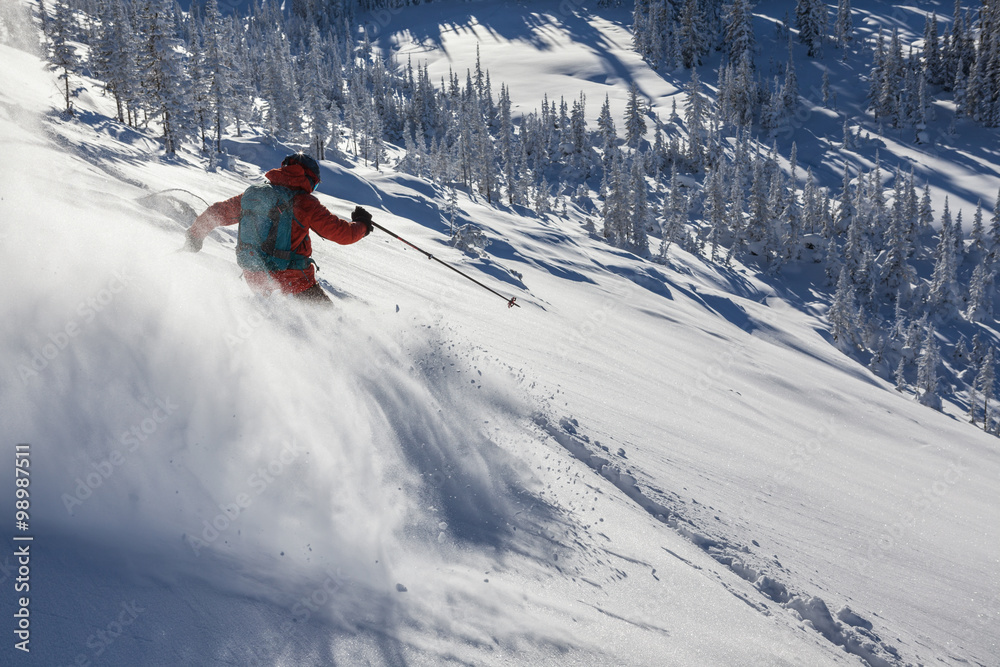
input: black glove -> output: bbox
[181,230,203,252]
[351,206,374,236]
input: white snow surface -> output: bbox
[2,3,999,666]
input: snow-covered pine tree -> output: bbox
[971,199,987,252]
[834,163,854,233]
[895,354,909,391]
[534,177,552,215]
[745,154,769,246]
[918,182,935,234]
[971,330,987,370]
[47,0,79,116]
[555,95,571,161]
[397,118,422,176]
[568,92,591,178]
[225,16,254,139]
[928,198,961,317]
[953,334,970,366]
[625,82,647,148]
[829,266,860,349]
[800,166,824,236]
[953,53,969,117]
[897,51,923,128]
[368,105,385,170]
[194,22,218,154]
[261,29,299,140]
[762,38,799,131]
[987,187,1000,267]
[834,0,852,49]
[882,175,915,302]
[975,1,1000,127]
[841,201,867,286]
[597,94,617,172]
[137,0,189,154]
[703,163,727,261]
[823,213,842,285]
[446,185,458,235]
[678,0,708,68]
[498,84,517,205]
[974,346,997,429]
[719,51,758,127]
[475,103,497,203]
[723,0,755,64]
[795,0,827,57]
[966,254,995,322]
[95,0,138,125]
[659,163,686,260]
[629,159,650,254]
[764,87,785,138]
[602,150,629,246]
[514,139,532,207]
[915,65,931,128]
[455,88,477,188]
[924,13,946,86]
[916,325,942,409]
[202,0,234,153]
[955,209,967,266]
[633,0,650,58]
[723,148,747,263]
[647,0,674,70]
[684,70,709,167]
[777,172,801,263]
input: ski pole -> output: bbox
[371,220,520,309]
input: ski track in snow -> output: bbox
[532,412,905,667]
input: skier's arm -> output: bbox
[187,194,243,244]
[297,195,370,245]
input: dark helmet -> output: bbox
[281,153,321,187]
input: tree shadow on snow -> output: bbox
[379,2,637,92]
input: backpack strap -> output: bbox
[261,192,296,260]
[268,193,318,271]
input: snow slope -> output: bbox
[1,3,999,667]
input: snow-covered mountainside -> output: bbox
[1,0,999,665]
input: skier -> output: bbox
[182,153,373,304]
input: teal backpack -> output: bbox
[236,184,314,272]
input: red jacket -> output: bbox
[189,164,368,295]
